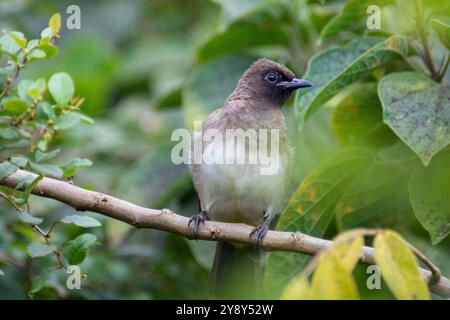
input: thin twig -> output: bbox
[2,186,63,269]
[0,54,27,99]
[0,190,23,211]
[0,252,26,269]
[32,225,49,242]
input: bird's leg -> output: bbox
[188,210,209,239]
[249,213,270,244]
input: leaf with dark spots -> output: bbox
[409,152,450,244]
[295,35,407,126]
[378,71,450,165]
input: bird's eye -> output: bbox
[265,72,279,84]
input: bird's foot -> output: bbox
[188,210,208,239]
[249,220,269,244]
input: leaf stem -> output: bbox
[414,0,439,80]
[33,225,50,242]
[437,53,450,81]
[409,244,442,285]
[420,29,437,78]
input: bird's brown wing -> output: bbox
[188,107,228,208]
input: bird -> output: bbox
[188,58,312,298]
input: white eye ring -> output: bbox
[265,72,279,84]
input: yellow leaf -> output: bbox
[310,254,359,300]
[281,276,310,300]
[327,233,363,273]
[49,13,61,36]
[374,230,430,300]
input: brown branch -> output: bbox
[1,169,449,298]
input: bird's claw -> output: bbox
[188,210,208,239]
[249,222,269,244]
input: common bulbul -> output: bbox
[188,58,312,298]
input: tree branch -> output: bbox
[1,169,449,298]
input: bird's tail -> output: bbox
[209,242,265,299]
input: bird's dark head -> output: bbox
[232,58,313,106]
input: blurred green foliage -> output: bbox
[0,0,449,299]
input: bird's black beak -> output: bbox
[277,78,313,90]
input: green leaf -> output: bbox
[48,72,74,106]
[54,112,81,130]
[38,102,55,120]
[211,0,264,21]
[2,97,28,115]
[0,139,29,150]
[10,155,28,167]
[431,18,450,50]
[0,161,18,180]
[64,233,97,265]
[336,162,408,229]
[78,113,95,125]
[62,158,92,176]
[320,0,394,41]
[295,35,407,126]
[36,43,58,58]
[154,85,182,110]
[0,32,23,55]
[64,158,93,167]
[61,215,101,228]
[54,112,93,130]
[26,39,39,51]
[35,149,60,163]
[40,27,52,43]
[378,71,450,165]
[409,152,450,244]
[196,1,289,62]
[310,253,360,299]
[49,13,62,36]
[27,242,56,258]
[17,175,43,205]
[183,54,256,128]
[374,230,430,300]
[8,31,27,48]
[264,148,372,297]
[27,78,46,99]
[28,48,46,60]
[28,270,51,299]
[29,162,63,178]
[17,79,34,99]
[331,83,396,147]
[0,128,19,139]
[15,173,36,189]
[197,23,288,63]
[18,211,43,225]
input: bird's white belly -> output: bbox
[198,140,287,225]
